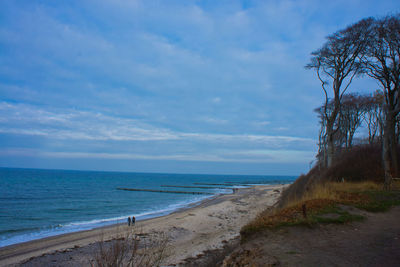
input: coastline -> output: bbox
[0,189,216,249]
[0,184,287,266]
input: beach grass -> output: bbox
[241,181,400,239]
[90,228,169,267]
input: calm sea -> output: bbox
[0,168,295,247]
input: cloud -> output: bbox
[211,97,221,104]
[0,102,178,141]
[254,121,270,126]
[1,0,398,173]
[274,127,289,131]
[0,102,314,149]
[200,117,229,125]
[0,148,313,164]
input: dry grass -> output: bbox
[244,199,336,229]
[392,179,400,190]
[241,181,400,239]
[278,144,397,208]
[243,145,400,240]
[284,181,381,208]
[90,228,169,267]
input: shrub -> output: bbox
[90,228,169,267]
[278,144,397,207]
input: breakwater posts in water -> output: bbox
[224,181,271,185]
[116,188,214,195]
[161,185,234,190]
[194,183,235,186]
[194,182,250,186]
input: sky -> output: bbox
[0,0,398,175]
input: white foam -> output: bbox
[0,194,213,248]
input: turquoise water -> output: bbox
[0,168,295,247]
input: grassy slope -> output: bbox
[241,144,400,240]
[241,181,400,239]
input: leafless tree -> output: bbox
[306,18,373,167]
[362,91,384,144]
[314,105,328,167]
[361,14,400,189]
[315,93,372,163]
[338,94,370,148]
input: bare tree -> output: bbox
[314,105,328,167]
[315,93,371,163]
[362,91,384,144]
[307,18,373,167]
[362,15,400,190]
[338,94,369,148]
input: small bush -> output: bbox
[90,229,169,267]
[324,145,385,182]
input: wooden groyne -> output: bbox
[161,185,233,190]
[116,188,213,195]
[194,182,249,186]
[225,181,269,185]
[194,183,235,186]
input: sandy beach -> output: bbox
[0,184,286,266]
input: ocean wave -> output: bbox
[0,194,212,248]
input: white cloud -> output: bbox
[211,97,221,103]
[0,102,178,141]
[200,117,229,125]
[2,0,395,172]
[254,121,270,126]
[0,148,313,164]
[0,102,314,148]
[274,127,289,131]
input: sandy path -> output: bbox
[0,184,286,266]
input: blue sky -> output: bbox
[0,0,398,175]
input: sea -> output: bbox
[0,168,295,248]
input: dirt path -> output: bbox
[223,206,400,266]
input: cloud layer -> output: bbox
[0,101,314,165]
[0,0,398,174]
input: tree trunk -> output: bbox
[348,132,354,148]
[389,116,398,178]
[383,113,396,190]
[327,128,335,168]
[383,129,393,190]
[325,101,339,168]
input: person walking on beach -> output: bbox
[127,216,131,226]
[132,216,136,226]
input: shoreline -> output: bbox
[0,192,215,249]
[0,185,253,249]
[0,184,287,266]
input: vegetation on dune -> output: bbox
[277,143,400,208]
[241,180,400,239]
[90,228,169,267]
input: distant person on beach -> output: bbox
[128,216,131,226]
[132,216,136,226]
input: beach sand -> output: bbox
[0,184,287,266]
